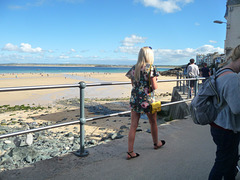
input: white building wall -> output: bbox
[225,2,240,59]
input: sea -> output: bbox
[0,65,170,74]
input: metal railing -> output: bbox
[0,76,203,157]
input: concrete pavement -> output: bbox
[1,116,233,180]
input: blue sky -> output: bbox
[0,0,227,65]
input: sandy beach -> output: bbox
[0,71,177,139]
[0,72,177,171]
[0,72,176,105]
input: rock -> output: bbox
[25,156,32,163]
[68,137,74,141]
[116,135,124,139]
[4,140,12,144]
[88,140,97,145]
[26,134,33,146]
[2,144,11,150]
[120,125,128,129]
[19,139,28,147]
[50,151,60,157]
[146,129,151,133]
[136,128,142,132]
[13,137,21,147]
[1,120,7,124]
[65,132,74,137]
[110,133,117,140]
[0,130,6,135]
[0,154,13,166]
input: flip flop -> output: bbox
[127,151,140,160]
[154,140,166,149]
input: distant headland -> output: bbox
[0,63,181,69]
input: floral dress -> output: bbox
[125,64,160,113]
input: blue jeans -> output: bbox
[209,126,240,180]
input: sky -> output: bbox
[0,0,228,65]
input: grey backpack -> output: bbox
[190,68,233,125]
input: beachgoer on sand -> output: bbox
[125,46,165,160]
[208,44,240,179]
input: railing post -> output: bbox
[183,75,186,95]
[179,73,182,91]
[194,77,198,97]
[187,79,191,99]
[176,71,179,88]
[74,81,89,157]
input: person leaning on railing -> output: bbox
[208,44,240,180]
[125,46,165,160]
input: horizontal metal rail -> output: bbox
[0,78,204,92]
[0,84,80,92]
[0,99,191,139]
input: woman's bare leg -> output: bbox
[128,110,140,156]
[147,112,163,147]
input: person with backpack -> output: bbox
[208,44,240,180]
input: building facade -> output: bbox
[196,53,225,67]
[224,0,240,59]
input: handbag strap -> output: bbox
[148,64,152,97]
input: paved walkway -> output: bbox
[2,116,238,180]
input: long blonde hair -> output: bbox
[134,47,154,82]
[230,44,240,62]
[224,44,240,66]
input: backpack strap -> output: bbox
[214,68,234,107]
[215,68,234,78]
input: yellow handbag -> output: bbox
[148,64,162,114]
[150,101,161,114]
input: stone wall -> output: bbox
[168,87,190,120]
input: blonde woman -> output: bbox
[125,47,165,160]
[209,44,240,179]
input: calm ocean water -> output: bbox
[0,65,170,74]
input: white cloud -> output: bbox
[59,55,69,59]
[117,34,148,54]
[20,43,42,53]
[135,0,193,13]
[2,43,42,53]
[118,46,140,54]
[73,55,83,58]
[2,43,19,51]
[117,36,224,64]
[153,45,224,64]
[209,40,217,44]
[122,35,147,47]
